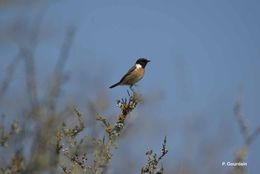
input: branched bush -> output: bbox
[141,136,168,174]
[55,91,168,174]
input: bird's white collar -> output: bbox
[135,64,142,69]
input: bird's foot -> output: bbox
[129,85,135,93]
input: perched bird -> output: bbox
[109,58,150,89]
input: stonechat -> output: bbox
[109,58,150,89]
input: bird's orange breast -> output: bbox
[121,68,144,85]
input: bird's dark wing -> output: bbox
[119,65,136,83]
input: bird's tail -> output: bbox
[109,82,120,88]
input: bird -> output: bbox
[109,58,150,90]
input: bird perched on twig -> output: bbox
[109,58,150,90]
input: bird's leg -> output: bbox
[129,85,134,93]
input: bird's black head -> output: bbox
[136,58,150,68]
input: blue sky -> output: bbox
[1,0,260,173]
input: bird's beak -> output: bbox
[147,60,151,62]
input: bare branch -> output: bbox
[141,136,168,174]
[0,55,21,100]
[48,27,76,112]
[246,126,260,146]
[233,101,249,141]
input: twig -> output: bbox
[232,100,260,174]
[0,115,21,147]
[93,91,141,173]
[21,5,49,110]
[0,56,21,100]
[141,136,168,174]
[234,101,260,146]
[234,102,249,141]
[246,127,260,146]
[48,27,76,112]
